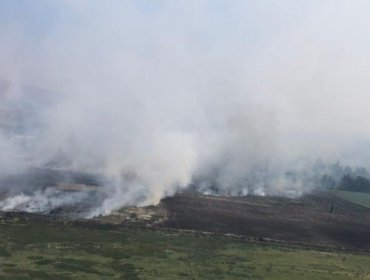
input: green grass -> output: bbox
[331,190,370,209]
[0,215,370,279]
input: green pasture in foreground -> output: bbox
[0,215,370,279]
[331,189,370,209]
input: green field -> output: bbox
[331,190,370,209]
[0,215,370,279]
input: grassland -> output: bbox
[0,214,370,279]
[331,190,370,209]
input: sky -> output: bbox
[2,1,370,215]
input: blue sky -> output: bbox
[0,0,61,40]
[0,1,304,49]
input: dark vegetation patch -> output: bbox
[2,268,71,280]
[35,258,54,265]
[338,174,370,193]
[0,246,11,257]
[53,258,104,275]
[111,262,141,279]
[1,263,17,268]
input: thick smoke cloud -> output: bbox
[1,1,370,216]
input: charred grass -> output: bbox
[160,191,370,251]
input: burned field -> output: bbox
[159,191,370,252]
[2,174,370,253]
[82,189,370,252]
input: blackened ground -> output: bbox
[159,191,370,251]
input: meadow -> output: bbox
[331,190,370,209]
[0,213,369,279]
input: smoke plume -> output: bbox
[1,1,370,217]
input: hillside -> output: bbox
[2,191,370,279]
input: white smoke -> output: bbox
[0,188,90,214]
[1,1,370,216]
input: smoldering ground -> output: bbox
[1,1,370,217]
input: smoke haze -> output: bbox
[1,1,370,216]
